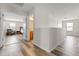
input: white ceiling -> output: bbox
[1,3,79,21]
[1,3,79,16]
[0,3,34,16]
[0,3,34,22]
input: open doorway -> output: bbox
[29,14,34,42]
[3,12,26,45]
[4,22,24,36]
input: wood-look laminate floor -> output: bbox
[0,35,55,56]
[51,36,79,56]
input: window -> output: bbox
[10,23,16,30]
[66,23,73,31]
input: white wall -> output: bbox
[27,4,79,52]
[4,12,25,22]
[33,5,64,52]
[23,18,27,40]
[34,4,79,28]
[34,5,58,28]
[34,27,64,52]
[0,9,4,48]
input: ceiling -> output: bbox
[1,3,79,16]
[0,3,34,16]
[1,3,79,20]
